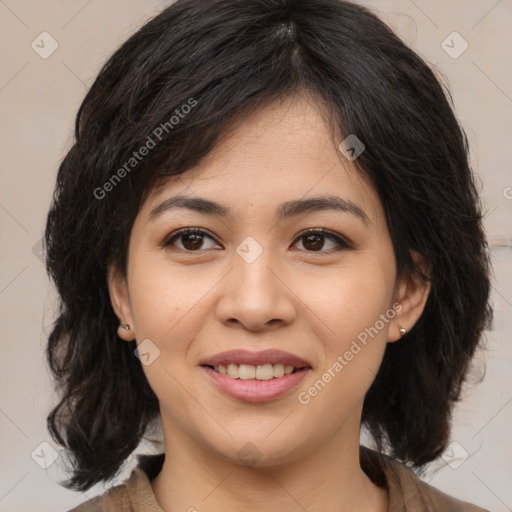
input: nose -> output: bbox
[215,244,296,332]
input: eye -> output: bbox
[292,229,353,253]
[161,227,353,253]
[161,228,220,251]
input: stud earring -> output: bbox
[398,325,407,337]
[121,323,130,331]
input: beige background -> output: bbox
[1,1,511,511]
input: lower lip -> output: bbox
[201,366,311,402]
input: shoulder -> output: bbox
[361,446,490,512]
[67,453,165,512]
[66,480,131,512]
[66,466,162,511]
[388,462,490,512]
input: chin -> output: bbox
[205,434,310,469]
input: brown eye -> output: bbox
[293,229,352,253]
[161,227,353,253]
[162,228,219,251]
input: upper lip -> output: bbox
[199,349,312,368]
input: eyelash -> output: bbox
[160,227,354,254]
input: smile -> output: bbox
[209,363,301,380]
[201,365,311,402]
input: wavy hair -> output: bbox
[44,0,493,491]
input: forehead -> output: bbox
[142,93,381,226]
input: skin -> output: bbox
[109,91,430,512]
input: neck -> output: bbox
[151,418,388,512]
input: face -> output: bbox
[109,92,429,467]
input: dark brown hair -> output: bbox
[44,0,493,491]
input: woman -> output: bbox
[44,0,493,510]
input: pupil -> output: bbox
[183,233,203,250]
[304,234,323,251]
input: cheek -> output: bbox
[296,267,395,419]
[127,253,208,336]
[125,259,212,415]
[126,256,227,382]
[294,249,396,414]
[307,251,396,349]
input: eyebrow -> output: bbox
[149,194,370,225]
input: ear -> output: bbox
[107,264,135,341]
[388,250,431,342]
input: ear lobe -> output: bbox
[388,250,431,343]
[107,265,135,341]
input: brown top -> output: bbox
[68,446,489,512]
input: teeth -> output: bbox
[214,363,297,380]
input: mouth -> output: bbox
[200,364,312,402]
[201,363,309,380]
